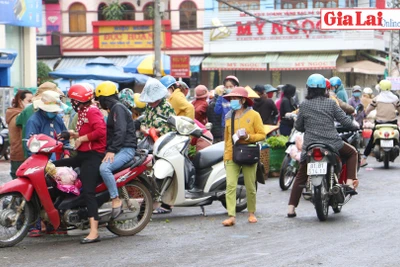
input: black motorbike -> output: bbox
[0,117,9,160]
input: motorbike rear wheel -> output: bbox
[384,152,389,169]
[314,178,329,221]
[0,193,33,248]
[279,155,297,191]
[107,181,153,236]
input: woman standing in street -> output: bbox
[221,87,266,226]
[6,90,33,179]
[279,84,297,136]
[54,83,107,244]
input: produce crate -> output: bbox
[269,148,286,173]
[260,147,270,179]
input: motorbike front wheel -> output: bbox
[314,178,329,221]
[107,180,153,236]
[0,193,33,248]
[279,155,297,191]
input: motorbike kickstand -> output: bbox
[200,206,207,217]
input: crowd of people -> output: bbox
[6,72,397,242]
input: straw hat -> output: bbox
[223,87,254,106]
[33,82,64,109]
[245,86,260,99]
[35,91,63,113]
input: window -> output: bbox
[122,3,135,20]
[143,2,154,20]
[313,0,338,8]
[69,2,86,32]
[346,0,358,7]
[281,0,308,9]
[97,3,107,21]
[218,0,260,11]
[180,1,196,30]
[369,0,376,7]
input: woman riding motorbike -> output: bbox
[287,74,358,218]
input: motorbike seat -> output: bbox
[112,156,140,174]
[375,124,399,130]
[193,142,224,169]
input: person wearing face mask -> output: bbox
[95,81,137,219]
[6,90,33,179]
[192,85,209,125]
[16,82,65,159]
[215,75,239,132]
[25,91,70,160]
[348,85,365,127]
[221,87,266,226]
[54,83,107,244]
[161,75,194,119]
[140,78,176,214]
[329,76,348,103]
[253,84,278,125]
[177,80,190,100]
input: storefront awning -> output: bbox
[190,56,204,73]
[269,53,339,71]
[336,60,386,75]
[38,58,61,71]
[202,54,279,71]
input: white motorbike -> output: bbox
[152,115,248,215]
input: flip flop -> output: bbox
[222,217,236,226]
[248,215,258,223]
[152,207,172,214]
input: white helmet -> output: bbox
[363,87,373,94]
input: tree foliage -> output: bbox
[102,0,126,21]
[37,61,53,85]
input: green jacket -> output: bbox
[15,104,35,159]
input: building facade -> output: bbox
[202,0,387,91]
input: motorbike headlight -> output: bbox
[175,117,196,135]
[28,136,48,153]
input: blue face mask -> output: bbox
[230,99,242,110]
[353,92,361,98]
[46,112,57,119]
[225,89,232,94]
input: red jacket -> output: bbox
[79,106,106,154]
[193,99,208,125]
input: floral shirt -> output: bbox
[143,98,176,135]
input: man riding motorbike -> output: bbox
[360,80,400,167]
[330,76,348,103]
[287,74,358,218]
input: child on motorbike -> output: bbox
[287,74,359,218]
[360,80,400,167]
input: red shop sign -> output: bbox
[170,55,190,78]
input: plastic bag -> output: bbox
[137,135,155,151]
[54,167,82,196]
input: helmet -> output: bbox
[134,93,146,109]
[325,78,331,89]
[223,75,239,86]
[68,83,94,103]
[329,77,342,87]
[306,74,326,89]
[118,88,135,108]
[379,79,392,91]
[95,81,118,97]
[352,85,362,92]
[160,75,177,89]
[363,87,373,94]
[178,80,189,89]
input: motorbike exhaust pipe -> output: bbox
[331,185,345,204]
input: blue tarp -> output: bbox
[53,78,119,93]
[49,57,149,84]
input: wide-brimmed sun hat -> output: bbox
[35,91,63,113]
[195,85,208,99]
[223,87,254,106]
[32,82,64,108]
[264,84,278,93]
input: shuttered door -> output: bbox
[69,3,86,32]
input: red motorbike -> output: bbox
[0,134,154,247]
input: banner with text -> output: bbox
[170,55,190,78]
[0,0,42,27]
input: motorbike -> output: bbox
[372,123,400,169]
[0,117,9,160]
[152,115,247,216]
[0,134,154,248]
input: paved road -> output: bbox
[0,157,398,267]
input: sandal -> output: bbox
[153,207,172,214]
[248,215,258,223]
[222,217,236,227]
[28,229,43,237]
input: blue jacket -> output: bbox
[214,96,231,127]
[335,85,348,103]
[25,110,69,159]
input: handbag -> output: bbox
[231,111,260,165]
[256,161,266,184]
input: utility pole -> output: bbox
[154,0,162,79]
[388,0,400,76]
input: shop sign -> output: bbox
[0,0,42,27]
[99,25,165,49]
[170,55,190,78]
[387,77,400,90]
[0,51,17,68]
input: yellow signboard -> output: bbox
[99,25,165,49]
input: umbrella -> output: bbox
[124,54,171,76]
[49,57,149,84]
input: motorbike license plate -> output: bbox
[381,140,394,148]
[307,162,327,175]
